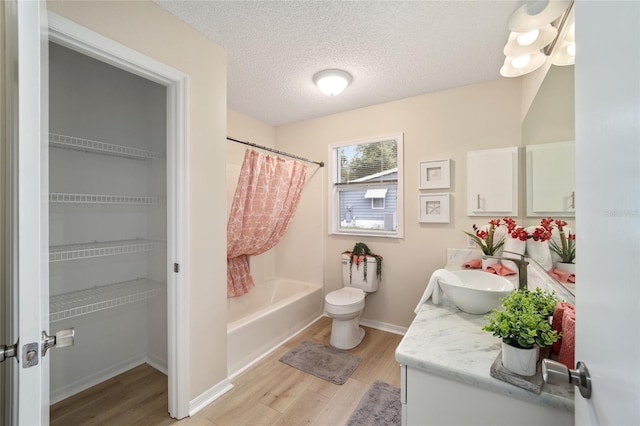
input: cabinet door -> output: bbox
[467,147,518,216]
[526,141,575,217]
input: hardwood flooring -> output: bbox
[50,316,403,425]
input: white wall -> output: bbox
[276,78,522,328]
[47,0,228,401]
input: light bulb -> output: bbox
[517,29,540,46]
[512,54,531,69]
[567,42,576,57]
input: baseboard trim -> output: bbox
[50,354,147,404]
[189,379,234,416]
[146,353,168,375]
[360,317,407,336]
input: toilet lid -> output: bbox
[325,287,365,306]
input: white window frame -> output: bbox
[371,197,385,210]
[328,133,404,238]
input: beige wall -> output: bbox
[47,0,228,400]
[276,78,522,328]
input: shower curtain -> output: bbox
[227,149,307,297]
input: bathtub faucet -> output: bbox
[482,251,529,291]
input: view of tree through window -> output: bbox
[338,139,398,182]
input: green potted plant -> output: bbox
[343,242,383,283]
[483,289,560,376]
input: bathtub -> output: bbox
[227,278,323,376]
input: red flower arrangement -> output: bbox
[464,219,505,255]
[503,217,529,241]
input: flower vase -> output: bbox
[501,342,539,377]
[556,262,575,274]
[482,257,499,270]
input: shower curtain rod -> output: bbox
[226,136,324,167]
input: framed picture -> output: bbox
[419,193,450,223]
[419,159,451,189]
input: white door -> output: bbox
[5,0,51,424]
[4,5,190,422]
[574,1,640,425]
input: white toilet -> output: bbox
[325,254,380,349]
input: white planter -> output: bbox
[501,342,539,377]
[555,262,575,274]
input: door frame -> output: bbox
[47,12,190,419]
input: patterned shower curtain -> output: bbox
[227,149,307,297]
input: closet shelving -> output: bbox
[49,278,164,323]
[49,239,164,262]
[49,133,163,160]
[50,193,163,205]
[49,131,166,317]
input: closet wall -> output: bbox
[48,42,167,402]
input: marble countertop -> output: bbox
[395,248,575,413]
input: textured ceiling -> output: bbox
[156,1,521,126]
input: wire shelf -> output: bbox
[49,192,163,205]
[49,278,164,323]
[49,239,164,262]
[49,133,163,160]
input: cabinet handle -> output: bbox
[570,191,575,209]
[477,194,481,210]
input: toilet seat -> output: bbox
[325,287,365,315]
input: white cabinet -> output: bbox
[467,147,518,216]
[526,141,575,217]
[401,365,573,426]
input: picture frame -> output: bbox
[419,193,450,223]
[419,159,451,189]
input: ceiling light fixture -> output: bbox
[500,0,574,78]
[313,69,352,96]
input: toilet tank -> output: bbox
[341,253,380,293]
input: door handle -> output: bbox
[542,358,592,399]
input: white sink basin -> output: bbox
[439,270,515,314]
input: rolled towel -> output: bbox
[550,268,576,284]
[484,263,516,276]
[552,302,575,354]
[462,258,482,269]
[502,229,527,271]
[414,269,462,314]
[558,310,576,369]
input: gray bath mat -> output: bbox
[278,340,361,385]
[347,381,401,426]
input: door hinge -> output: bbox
[174,263,180,273]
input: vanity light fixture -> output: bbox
[500,0,574,78]
[552,22,576,66]
[313,69,352,96]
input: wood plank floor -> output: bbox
[50,316,404,425]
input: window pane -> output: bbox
[330,134,402,237]
[336,139,398,183]
[338,185,396,232]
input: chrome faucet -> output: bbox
[482,250,529,291]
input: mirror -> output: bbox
[523,65,575,218]
[523,65,575,295]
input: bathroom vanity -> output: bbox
[396,250,575,426]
